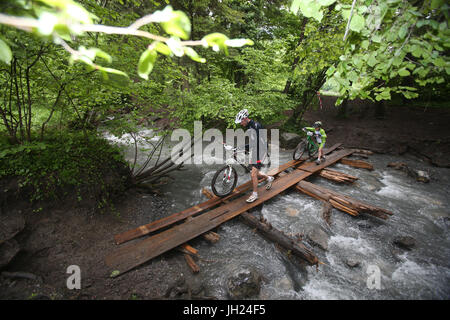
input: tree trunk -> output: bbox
[283,17,308,94]
[295,180,393,220]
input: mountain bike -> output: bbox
[211,143,270,197]
[292,129,320,161]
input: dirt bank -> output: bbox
[302,97,450,167]
[0,190,207,300]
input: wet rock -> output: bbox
[227,268,262,299]
[415,170,430,183]
[306,226,329,251]
[390,247,406,263]
[0,210,25,243]
[393,236,416,250]
[344,258,361,268]
[0,239,20,268]
[357,221,372,230]
[280,132,302,149]
[164,274,189,299]
[387,162,408,171]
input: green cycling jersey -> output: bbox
[304,127,326,148]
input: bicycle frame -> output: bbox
[305,134,319,154]
[229,146,251,173]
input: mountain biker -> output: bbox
[235,109,274,203]
[303,121,327,165]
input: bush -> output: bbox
[0,131,131,210]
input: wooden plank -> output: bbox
[179,243,198,255]
[318,168,358,183]
[184,254,200,273]
[105,149,351,276]
[340,158,374,171]
[113,143,344,244]
[105,168,313,276]
[202,188,318,266]
[300,149,355,173]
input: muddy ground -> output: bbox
[1,99,449,300]
[303,97,450,167]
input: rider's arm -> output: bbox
[303,127,314,132]
[320,129,327,139]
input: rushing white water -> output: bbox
[104,131,450,299]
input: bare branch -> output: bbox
[343,0,358,41]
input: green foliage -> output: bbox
[0,132,128,205]
[291,0,450,104]
[0,2,253,80]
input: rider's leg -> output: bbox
[256,171,274,189]
[251,167,259,193]
[246,166,259,203]
[316,142,325,164]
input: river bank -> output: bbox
[1,103,449,300]
[302,97,450,167]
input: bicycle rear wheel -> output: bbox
[211,166,238,197]
[293,141,307,160]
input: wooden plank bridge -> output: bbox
[105,144,393,277]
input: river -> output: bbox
[105,130,450,300]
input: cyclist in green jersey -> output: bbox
[303,121,327,165]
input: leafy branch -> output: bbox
[0,2,254,80]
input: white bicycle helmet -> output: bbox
[314,121,322,128]
[235,109,249,124]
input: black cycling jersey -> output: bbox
[245,119,265,166]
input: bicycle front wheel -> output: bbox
[211,166,238,197]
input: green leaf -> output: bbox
[224,39,254,47]
[183,47,205,63]
[154,41,171,56]
[326,66,336,76]
[76,46,112,64]
[0,38,12,65]
[398,68,410,76]
[97,66,129,80]
[138,48,157,80]
[166,37,184,57]
[375,89,391,101]
[431,0,444,10]
[110,270,120,278]
[398,24,408,39]
[151,5,175,22]
[410,45,422,58]
[367,54,377,67]
[372,34,383,43]
[299,0,324,22]
[202,33,230,55]
[290,0,301,14]
[416,20,429,28]
[361,40,370,49]
[161,10,191,40]
[349,14,365,33]
[318,0,337,6]
[37,11,58,36]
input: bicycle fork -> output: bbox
[223,165,233,182]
